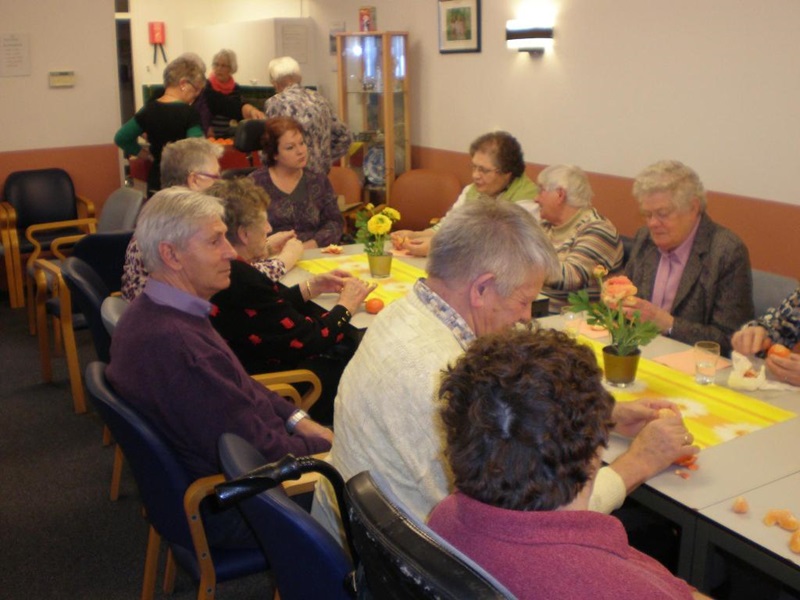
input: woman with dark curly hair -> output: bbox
[391,130,540,256]
[428,328,699,599]
[250,116,343,248]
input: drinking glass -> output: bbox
[694,341,720,385]
[561,307,581,337]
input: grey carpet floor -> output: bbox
[0,293,272,599]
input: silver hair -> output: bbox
[427,199,559,297]
[163,53,206,88]
[212,48,238,73]
[537,164,594,208]
[160,138,224,187]
[268,56,301,85]
[632,160,707,211]
[135,187,225,273]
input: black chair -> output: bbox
[34,232,132,413]
[216,433,355,599]
[84,362,268,600]
[1,167,95,308]
[620,234,634,268]
[345,471,515,600]
[221,119,266,179]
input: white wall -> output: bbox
[306,0,800,206]
[0,0,119,152]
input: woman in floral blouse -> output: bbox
[251,116,343,248]
[732,287,800,386]
[207,178,375,424]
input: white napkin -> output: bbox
[727,351,796,391]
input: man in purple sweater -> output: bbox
[428,328,706,599]
[107,187,332,547]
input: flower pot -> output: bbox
[602,345,641,387]
[367,253,393,278]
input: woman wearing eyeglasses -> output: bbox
[251,116,344,249]
[391,131,539,257]
[623,160,753,356]
[114,53,207,197]
[194,49,265,139]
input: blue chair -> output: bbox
[1,167,95,308]
[84,362,267,600]
[35,232,133,413]
[751,269,798,318]
[216,433,355,600]
[345,471,516,600]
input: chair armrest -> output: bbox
[0,201,17,230]
[76,194,96,219]
[183,473,226,586]
[33,257,68,312]
[265,382,303,406]
[251,369,322,412]
[24,218,97,263]
[50,233,90,260]
[282,470,320,496]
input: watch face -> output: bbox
[364,146,386,185]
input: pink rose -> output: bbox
[601,276,638,309]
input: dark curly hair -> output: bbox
[469,131,526,179]
[438,328,615,511]
[260,116,306,167]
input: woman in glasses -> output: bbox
[391,131,539,256]
[114,53,206,197]
[251,116,344,248]
[623,160,753,356]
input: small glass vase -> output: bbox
[367,253,393,278]
[602,345,641,387]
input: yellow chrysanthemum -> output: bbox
[367,214,392,235]
[364,203,375,212]
[382,207,401,222]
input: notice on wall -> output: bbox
[1,32,31,77]
[277,22,309,64]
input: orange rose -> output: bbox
[601,276,638,309]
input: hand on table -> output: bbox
[766,353,800,387]
[612,398,679,438]
[623,297,673,333]
[731,325,771,355]
[610,415,699,493]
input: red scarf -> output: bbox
[208,73,236,95]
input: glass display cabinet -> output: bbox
[335,31,410,203]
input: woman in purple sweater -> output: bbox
[428,328,705,600]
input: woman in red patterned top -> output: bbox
[207,178,374,424]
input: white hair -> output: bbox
[633,160,707,211]
[537,164,594,208]
[268,56,301,85]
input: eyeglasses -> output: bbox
[471,164,500,175]
[640,206,678,223]
[193,172,221,180]
[212,62,231,69]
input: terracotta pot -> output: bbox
[602,345,641,387]
[367,253,393,278]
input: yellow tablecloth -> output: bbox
[581,338,795,449]
[297,254,426,305]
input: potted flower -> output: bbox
[354,203,401,278]
[567,266,661,386]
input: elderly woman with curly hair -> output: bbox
[391,131,539,257]
[428,328,702,600]
[250,116,344,249]
[207,177,374,424]
[623,160,753,356]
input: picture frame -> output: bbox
[438,0,481,54]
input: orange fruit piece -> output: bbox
[732,496,749,514]
[763,508,795,528]
[674,454,697,467]
[767,343,791,358]
[365,298,385,314]
[790,531,800,554]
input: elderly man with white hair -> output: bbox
[263,56,351,174]
[311,199,697,550]
[535,164,624,312]
[107,187,332,548]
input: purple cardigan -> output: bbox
[428,492,693,600]
[106,293,330,480]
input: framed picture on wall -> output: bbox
[438,0,481,54]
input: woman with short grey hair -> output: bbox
[534,164,623,312]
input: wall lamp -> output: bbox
[505,20,554,56]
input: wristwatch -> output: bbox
[285,409,309,433]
